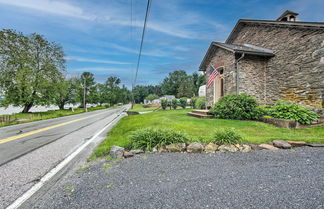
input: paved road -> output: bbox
[29,147,324,209]
[0,106,128,208]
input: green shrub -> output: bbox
[171,99,177,109]
[195,97,206,109]
[191,97,197,108]
[161,99,168,110]
[212,128,242,144]
[209,94,262,120]
[179,97,187,109]
[130,128,189,151]
[266,100,318,124]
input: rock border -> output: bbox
[109,141,324,159]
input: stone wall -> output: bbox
[229,24,324,110]
[238,55,269,104]
[204,47,235,108]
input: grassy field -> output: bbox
[0,105,110,127]
[91,109,324,158]
[128,104,160,112]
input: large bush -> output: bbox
[264,100,318,124]
[195,97,206,109]
[130,128,189,151]
[179,97,187,109]
[161,99,168,110]
[171,98,177,109]
[209,94,262,120]
[191,97,197,108]
[211,128,243,144]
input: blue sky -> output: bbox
[0,0,323,88]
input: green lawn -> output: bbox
[0,105,110,127]
[91,109,324,158]
[128,104,160,112]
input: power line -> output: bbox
[131,0,152,107]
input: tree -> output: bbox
[0,30,65,113]
[177,76,194,98]
[80,72,95,108]
[161,70,188,96]
[192,72,206,96]
[145,94,158,102]
[132,85,149,103]
[54,77,80,110]
[103,76,121,106]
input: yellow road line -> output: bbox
[0,111,106,145]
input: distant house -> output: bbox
[199,10,324,114]
[144,95,176,105]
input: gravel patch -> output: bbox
[31,147,324,209]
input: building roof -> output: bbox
[213,42,274,56]
[226,19,324,43]
[199,42,274,71]
[276,10,299,21]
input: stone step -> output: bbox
[191,110,212,115]
[187,112,213,119]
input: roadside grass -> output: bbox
[128,104,160,112]
[0,105,111,127]
[91,109,324,158]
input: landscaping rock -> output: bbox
[287,141,308,147]
[130,149,144,154]
[204,143,218,152]
[239,144,252,152]
[218,144,238,152]
[187,142,204,153]
[272,140,292,149]
[166,143,186,152]
[159,146,167,152]
[123,152,134,158]
[258,144,279,150]
[249,144,263,151]
[307,143,324,147]
[110,146,125,159]
[152,147,158,152]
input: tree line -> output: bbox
[133,70,206,103]
[0,29,130,113]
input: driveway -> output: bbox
[28,147,323,209]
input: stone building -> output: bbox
[199,10,324,113]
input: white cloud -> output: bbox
[71,67,131,73]
[65,56,131,65]
[0,0,95,20]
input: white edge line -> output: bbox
[6,109,125,209]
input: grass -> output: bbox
[128,104,160,112]
[0,105,111,127]
[91,109,324,158]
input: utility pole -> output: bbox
[83,78,87,112]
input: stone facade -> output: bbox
[201,15,324,112]
[230,24,324,109]
[205,48,235,107]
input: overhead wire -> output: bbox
[131,0,152,107]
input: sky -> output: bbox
[0,0,323,88]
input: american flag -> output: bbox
[207,65,219,87]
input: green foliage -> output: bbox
[0,29,65,113]
[146,94,158,102]
[171,98,177,109]
[191,97,197,108]
[264,100,318,124]
[179,97,187,109]
[92,109,324,158]
[194,97,206,109]
[130,128,189,151]
[212,128,243,144]
[209,94,262,120]
[161,99,168,110]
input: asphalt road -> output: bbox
[29,147,324,209]
[0,106,128,209]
